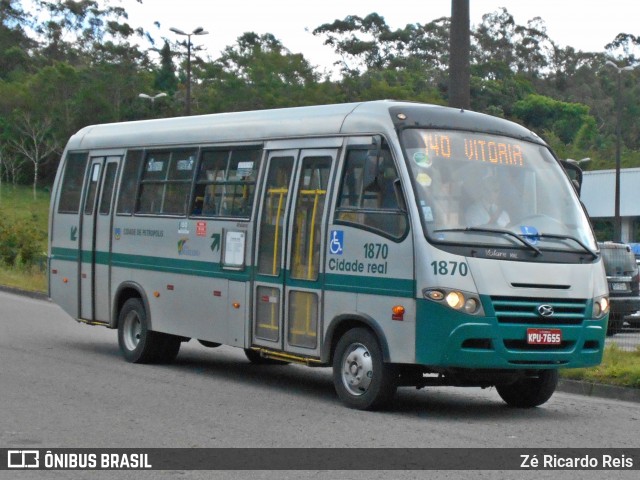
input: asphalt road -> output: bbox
[1,290,639,480]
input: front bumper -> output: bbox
[415,297,606,369]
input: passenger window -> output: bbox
[336,144,407,239]
[137,149,196,215]
[57,152,89,214]
[116,150,143,215]
[83,164,101,215]
[192,148,261,218]
[98,163,118,215]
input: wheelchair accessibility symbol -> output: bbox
[329,230,344,255]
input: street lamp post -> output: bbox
[138,92,167,104]
[605,60,636,243]
[170,26,208,116]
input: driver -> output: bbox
[464,173,510,228]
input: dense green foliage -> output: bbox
[1,1,640,189]
[0,184,48,268]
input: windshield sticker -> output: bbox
[520,225,540,245]
[147,159,163,172]
[413,151,432,167]
[177,158,194,171]
[422,206,434,222]
[237,161,254,177]
[416,172,432,186]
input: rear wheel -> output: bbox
[332,327,397,410]
[496,370,558,408]
[117,298,180,364]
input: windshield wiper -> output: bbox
[534,233,598,259]
[433,227,542,256]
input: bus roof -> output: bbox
[65,100,544,151]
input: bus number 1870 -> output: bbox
[431,261,468,276]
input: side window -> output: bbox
[192,148,261,218]
[57,152,89,214]
[116,150,143,215]
[335,144,407,239]
[83,164,101,215]
[98,163,118,215]
[137,149,196,215]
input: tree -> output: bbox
[33,0,146,66]
[9,112,59,198]
[202,32,320,112]
[513,94,596,144]
[313,13,451,77]
[0,0,36,79]
[154,40,177,95]
[0,142,4,191]
[0,150,25,186]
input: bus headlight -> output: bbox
[445,291,464,309]
[463,298,479,314]
[592,296,609,319]
[423,288,484,316]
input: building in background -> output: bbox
[581,168,640,243]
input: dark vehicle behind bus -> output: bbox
[599,242,640,335]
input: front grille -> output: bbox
[490,296,587,326]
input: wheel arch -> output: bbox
[111,282,152,329]
[321,313,391,364]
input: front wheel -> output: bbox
[117,298,181,364]
[332,328,397,410]
[496,370,558,408]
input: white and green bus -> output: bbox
[49,101,609,410]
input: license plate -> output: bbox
[611,282,627,291]
[527,328,562,345]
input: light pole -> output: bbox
[605,60,636,242]
[138,92,167,104]
[566,157,591,166]
[170,26,208,116]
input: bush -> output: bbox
[0,217,47,268]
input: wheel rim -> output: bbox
[122,310,142,352]
[341,342,373,396]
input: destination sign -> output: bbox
[413,132,525,167]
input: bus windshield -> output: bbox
[401,129,597,253]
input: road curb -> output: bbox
[0,284,49,301]
[558,379,640,403]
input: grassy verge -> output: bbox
[0,264,47,293]
[0,185,49,292]
[0,185,50,229]
[560,344,640,388]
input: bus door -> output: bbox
[79,155,120,322]
[253,149,337,357]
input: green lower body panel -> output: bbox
[415,297,606,369]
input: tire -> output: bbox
[244,348,289,365]
[606,314,623,336]
[332,327,397,410]
[496,370,558,408]
[117,298,180,364]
